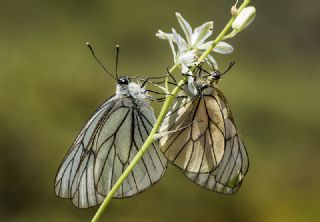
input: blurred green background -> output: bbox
[1,0,320,221]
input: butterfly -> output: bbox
[54,44,167,208]
[159,62,248,194]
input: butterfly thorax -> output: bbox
[116,81,147,102]
[194,78,217,96]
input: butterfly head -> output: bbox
[117,76,130,85]
[211,70,221,81]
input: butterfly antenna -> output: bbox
[115,44,120,79]
[221,61,236,76]
[86,42,117,81]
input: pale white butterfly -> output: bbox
[54,44,167,208]
[159,63,248,194]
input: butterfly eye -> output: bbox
[118,76,130,85]
[212,71,221,80]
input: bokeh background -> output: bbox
[1,0,320,221]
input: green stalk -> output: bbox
[91,1,251,221]
[199,0,251,62]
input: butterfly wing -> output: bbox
[184,87,249,194]
[54,97,114,207]
[159,87,226,173]
[92,98,167,199]
[55,96,167,208]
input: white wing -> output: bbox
[54,97,114,207]
[159,87,225,173]
[159,86,248,194]
[184,88,249,194]
[55,96,167,208]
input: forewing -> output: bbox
[160,88,225,173]
[184,88,249,194]
[54,97,115,208]
[55,96,167,208]
[93,98,167,198]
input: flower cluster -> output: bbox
[156,12,233,73]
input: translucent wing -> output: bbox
[54,98,114,207]
[159,87,226,173]
[55,96,167,208]
[184,88,249,194]
[159,86,248,194]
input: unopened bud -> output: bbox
[232,6,256,32]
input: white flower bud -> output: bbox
[232,6,256,32]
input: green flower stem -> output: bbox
[91,1,251,221]
[199,0,251,62]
